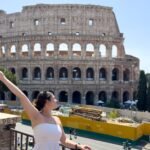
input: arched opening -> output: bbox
[72,91,81,104]
[21,44,29,57]
[123,69,130,81]
[33,43,41,56]
[10,45,16,57]
[32,91,40,100]
[98,91,107,102]
[72,67,81,80]
[112,45,118,58]
[46,67,54,80]
[99,44,106,57]
[22,67,28,79]
[59,67,68,80]
[59,91,68,102]
[59,43,68,57]
[112,68,119,81]
[72,43,81,57]
[33,67,41,80]
[86,91,94,105]
[86,43,94,57]
[46,43,54,57]
[111,91,119,101]
[123,91,130,102]
[99,68,107,80]
[86,68,94,80]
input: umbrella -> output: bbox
[97,100,104,104]
[124,100,137,105]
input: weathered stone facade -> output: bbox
[0,4,139,105]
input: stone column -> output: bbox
[0,112,20,150]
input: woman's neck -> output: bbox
[41,109,52,118]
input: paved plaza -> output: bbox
[15,122,150,150]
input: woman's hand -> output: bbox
[0,71,5,81]
[78,144,91,150]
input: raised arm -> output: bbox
[0,71,39,121]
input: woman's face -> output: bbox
[48,95,58,109]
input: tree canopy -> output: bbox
[0,67,17,92]
[137,70,147,110]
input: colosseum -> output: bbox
[0,4,139,105]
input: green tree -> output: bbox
[0,67,17,92]
[147,84,150,112]
[137,70,147,111]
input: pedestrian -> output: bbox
[0,71,91,150]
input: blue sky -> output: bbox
[1,0,150,73]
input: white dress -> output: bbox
[32,123,62,150]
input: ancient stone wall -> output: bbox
[0,4,139,105]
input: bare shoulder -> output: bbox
[53,116,62,125]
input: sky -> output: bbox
[0,0,150,73]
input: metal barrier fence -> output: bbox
[10,128,77,150]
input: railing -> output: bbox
[10,128,78,150]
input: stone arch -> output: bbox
[46,43,54,57]
[123,68,130,81]
[72,67,81,79]
[59,43,68,56]
[98,91,107,102]
[112,68,119,81]
[72,91,81,104]
[59,43,68,51]
[59,67,68,79]
[46,67,54,79]
[34,43,41,51]
[111,91,119,101]
[86,43,95,57]
[86,67,94,80]
[21,44,29,57]
[99,44,106,57]
[33,43,41,56]
[72,43,81,57]
[22,67,28,79]
[112,45,118,58]
[33,67,41,80]
[59,91,68,102]
[123,91,130,102]
[72,43,81,51]
[99,68,107,80]
[10,45,16,57]
[86,91,94,105]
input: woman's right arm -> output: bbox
[0,71,39,121]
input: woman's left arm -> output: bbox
[55,117,91,150]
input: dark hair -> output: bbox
[33,91,53,111]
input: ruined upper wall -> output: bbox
[0,4,121,38]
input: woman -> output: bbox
[0,71,91,150]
